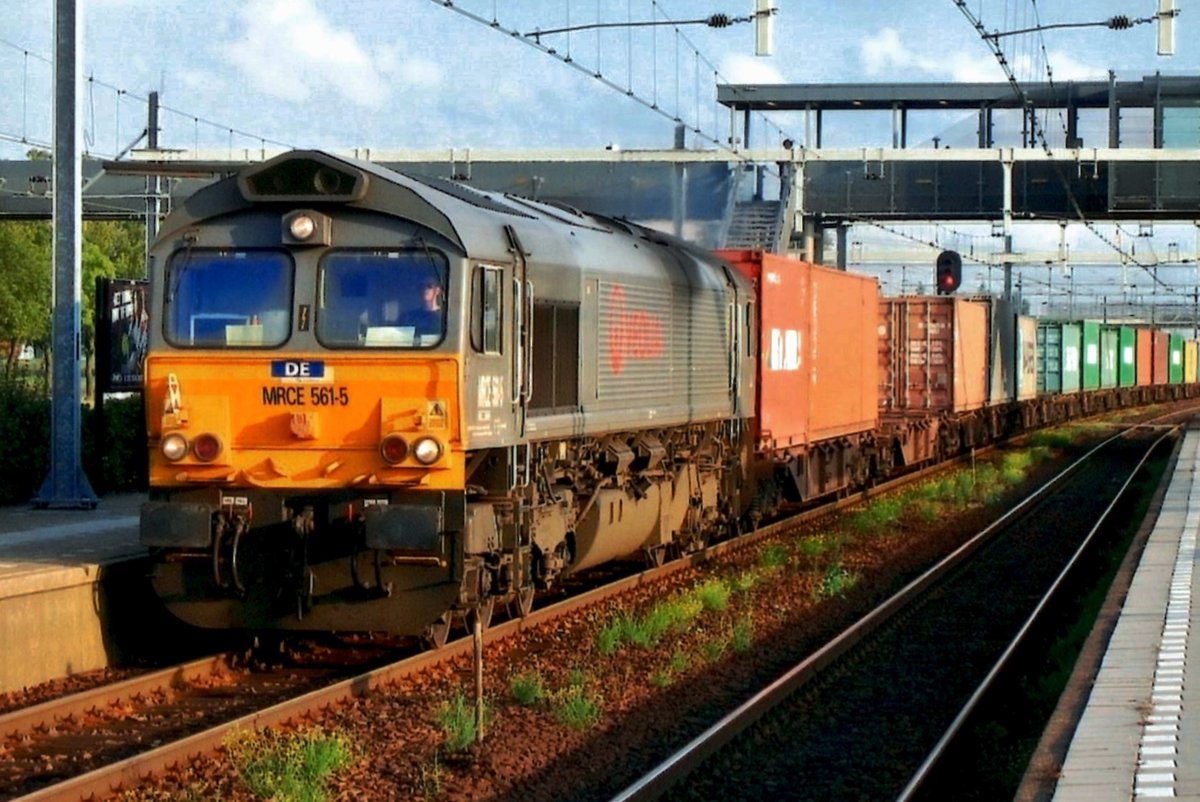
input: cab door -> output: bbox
[462,259,515,450]
[461,226,530,451]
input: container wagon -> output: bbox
[721,250,881,504]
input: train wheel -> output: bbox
[422,612,453,649]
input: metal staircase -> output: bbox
[719,162,795,252]
[722,200,783,250]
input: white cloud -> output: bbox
[860,27,1105,84]
[860,28,941,77]
[721,53,785,84]
[224,0,389,108]
[1029,51,1106,82]
[393,55,444,90]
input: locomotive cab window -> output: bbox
[163,249,293,348]
[471,265,503,354]
[316,250,449,348]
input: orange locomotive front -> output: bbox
[140,154,491,642]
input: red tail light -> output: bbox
[380,434,408,464]
[192,433,222,462]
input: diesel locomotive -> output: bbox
[139,150,760,644]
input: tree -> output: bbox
[0,218,145,394]
[0,221,52,380]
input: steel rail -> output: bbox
[0,655,229,740]
[894,425,1178,801]
[608,423,1168,802]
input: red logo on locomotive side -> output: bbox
[608,284,666,374]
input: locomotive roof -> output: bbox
[164,149,713,272]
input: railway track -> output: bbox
[610,422,1177,802]
[4,412,1190,801]
[0,636,420,802]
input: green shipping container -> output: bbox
[1118,326,1137,387]
[1037,321,1082,394]
[1100,325,1119,389]
[1170,334,1185,383]
[1081,320,1101,390]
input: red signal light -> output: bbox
[935,250,962,295]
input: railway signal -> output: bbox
[936,250,963,295]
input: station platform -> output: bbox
[1050,428,1200,800]
[0,494,146,694]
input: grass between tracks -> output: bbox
[113,727,359,802]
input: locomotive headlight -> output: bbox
[380,434,408,465]
[412,436,443,465]
[161,432,189,462]
[288,213,316,241]
[282,209,331,246]
[191,433,222,462]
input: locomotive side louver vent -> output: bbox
[238,152,368,202]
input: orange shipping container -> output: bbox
[720,250,879,450]
[1153,330,1171,385]
[879,296,990,414]
[1136,328,1153,387]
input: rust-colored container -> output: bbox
[879,296,990,414]
[721,251,879,449]
[1136,328,1153,387]
[1152,330,1171,385]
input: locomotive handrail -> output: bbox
[511,278,522,406]
[523,279,534,405]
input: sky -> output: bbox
[1,0,1196,315]
[0,0,1190,158]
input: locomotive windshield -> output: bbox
[163,249,293,348]
[316,250,448,348]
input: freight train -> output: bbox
[138,150,1198,644]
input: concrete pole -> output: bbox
[35,0,96,508]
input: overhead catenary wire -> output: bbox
[952,0,1179,295]
[985,13,1160,39]
[0,36,295,160]
[431,0,799,179]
